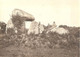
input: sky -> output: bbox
[0,0,80,28]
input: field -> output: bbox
[0,25,79,57]
[0,45,79,57]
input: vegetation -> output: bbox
[0,25,79,57]
[0,24,79,49]
[0,20,79,57]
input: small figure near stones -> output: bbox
[0,22,6,34]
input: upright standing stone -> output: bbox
[28,21,44,35]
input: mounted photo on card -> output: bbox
[0,0,79,57]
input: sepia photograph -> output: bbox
[0,0,80,57]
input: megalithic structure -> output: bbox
[6,9,35,34]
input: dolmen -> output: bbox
[6,9,35,34]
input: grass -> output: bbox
[0,45,79,57]
[0,25,79,57]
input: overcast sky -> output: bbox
[0,0,80,28]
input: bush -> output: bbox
[0,24,79,49]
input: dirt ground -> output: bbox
[0,45,79,57]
